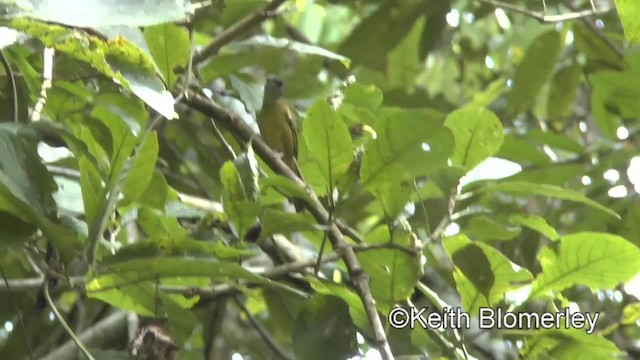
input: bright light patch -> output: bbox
[446,9,460,27]
[608,185,627,198]
[623,273,640,299]
[3,321,13,332]
[494,8,510,29]
[579,121,588,133]
[459,157,522,187]
[485,56,495,69]
[595,19,604,28]
[617,126,629,140]
[421,142,431,152]
[565,30,574,45]
[463,12,475,23]
[630,157,640,185]
[444,222,460,236]
[364,348,382,360]
[356,332,365,344]
[613,290,623,302]
[603,169,620,183]
[506,79,513,87]
[232,353,243,360]
[581,175,591,186]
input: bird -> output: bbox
[258,76,305,212]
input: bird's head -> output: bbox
[263,75,284,105]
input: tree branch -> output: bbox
[477,0,613,23]
[192,0,287,65]
[41,311,128,360]
[182,93,395,359]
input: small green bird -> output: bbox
[258,76,305,211]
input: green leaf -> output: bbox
[508,214,559,241]
[443,234,533,315]
[144,23,190,87]
[444,107,503,170]
[522,329,621,359]
[231,35,350,66]
[11,19,176,120]
[220,160,260,239]
[369,182,412,220]
[508,30,562,115]
[524,129,584,154]
[621,303,640,325]
[497,134,550,166]
[530,232,640,298]
[614,0,640,44]
[465,216,521,242]
[99,236,255,266]
[0,211,36,247]
[360,108,453,189]
[292,295,357,360]
[546,63,583,119]
[0,129,83,263]
[95,257,271,284]
[572,23,626,71]
[343,82,383,110]
[199,52,255,83]
[8,0,193,27]
[302,100,353,186]
[338,1,425,69]
[480,181,619,218]
[121,132,158,204]
[261,208,318,237]
[387,17,425,90]
[357,226,422,311]
[306,278,369,335]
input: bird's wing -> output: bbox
[284,103,298,158]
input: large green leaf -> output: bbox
[480,181,619,218]
[292,295,357,360]
[507,30,562,115]
[11,18,176,119]
[614,0,640,44]
[144,23,190,87]
[220,160,260,239]
[360,108,453,189]
[121,131,158,204]
[530,232,640,298]
[0,129,82,262]
[357,226,422,311]
[522,329,621,360]
[6,0,193,27]
[444,107,503,171]
[302,100,353,186]
[443,234,533,315]
[546,63,583,119]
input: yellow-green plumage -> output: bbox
[258,77,301,178]
[258,76,304,211]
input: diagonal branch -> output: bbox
[192,0,287,65]
[477,0,613,23]
[182,93,395,360]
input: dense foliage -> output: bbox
[1,0,640,359]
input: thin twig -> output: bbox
[0,48,19,123]
[31,47,54,122]
[233,296,295,360]
[477,0,612,23]
[43,277,96,360]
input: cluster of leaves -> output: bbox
[1,0,640,359]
